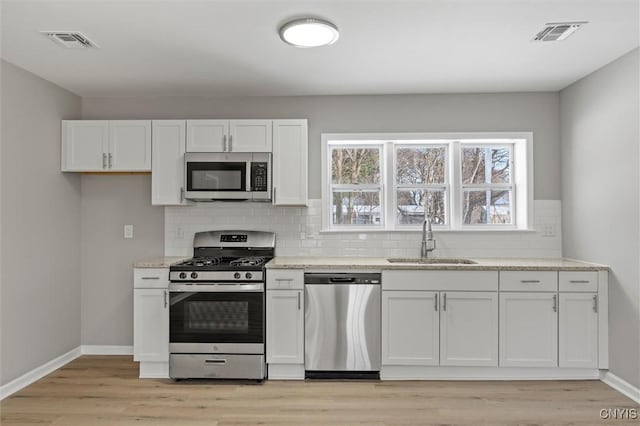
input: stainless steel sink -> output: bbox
[387,257,477,265]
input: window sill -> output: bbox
[319,228,538,234]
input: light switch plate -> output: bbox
[541,223,556,237]
[124,225,134,239]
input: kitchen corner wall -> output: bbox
[165,200,561,258]
[1,60,82,385]
[561,48,640,389]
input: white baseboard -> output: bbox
[601,371,640,404]
[81,345,133,355]
[381,366,601,380]
[0,347,81,400]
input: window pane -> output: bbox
[331,148,380,184]
[462,190,512,224]
[332,191,381,225]
[396,190,446,225]
[396,147,446,184]
[462,146,511,184]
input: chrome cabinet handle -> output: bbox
[570,280,590,284]
[273,187,276,204]
[297,292,301,310]
[163,290,168,308]
[520,280,541,283]
[108,153,113,169]
[205,359,227,365]
[102,153,107,169]
[180,187,184,202]
[443,293,447,311]
[229,135,233,151]
[552,294,557,312]
[141,277,160,280]
[593,295,598,313]
[223,135,227,151]
[434,293,438,312]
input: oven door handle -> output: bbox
[169,283,264,292]
[246,161,252,192]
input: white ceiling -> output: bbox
[2,0,638,97]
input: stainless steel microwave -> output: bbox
[184,152,271,201]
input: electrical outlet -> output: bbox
[124,225,134,239]
[541,223,556,237]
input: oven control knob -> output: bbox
[245,272,252,279]
[179,272,187,279]
[234,272,241,280]
[190,272,198,279]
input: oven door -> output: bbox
[184,153,251,200]
[169,287,264,354]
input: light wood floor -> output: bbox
[1,356,637,426]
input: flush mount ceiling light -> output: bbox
[279,18,339,48]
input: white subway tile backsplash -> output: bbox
[165,200,563,258]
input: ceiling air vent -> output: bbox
[533,22,587,42]
[41,31,98,49]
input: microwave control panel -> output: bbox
[251,162,269,192]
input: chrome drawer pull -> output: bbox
[141,277,160,280]
[570,280,590,284]
[442,293,447,311]
[593,295,598,313]
[434,293,438,312]
[205,359,227,365]
[520,280,541,283]
[297,292,301,310]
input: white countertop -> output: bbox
[133,256,189,268]
[265,257,608,271]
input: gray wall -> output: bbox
[80,175,163,345]
[79,92,561,346]
[0,60,82,385]
[561,48,640,388]
[82,92,561,200]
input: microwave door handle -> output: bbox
[246,162,252,192]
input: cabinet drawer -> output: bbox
[267,269,304,290]
[382,270,498,291]
[559,271,598,292]
[500,271,557,292]
[134,268,169,289]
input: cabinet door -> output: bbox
[61,120,108,171]
[440,292,498,366]
[229,120,272,152]
[499,293,558,367]
[186,120,228,152]
[152,120,189,205]
[272,120,308,206]
[559,293,598,368]
[382,291,439,366]
[266,290,303,364]
[133,289,169,362]
[108,120,151,171]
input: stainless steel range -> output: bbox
[168,230,275,380]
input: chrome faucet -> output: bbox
[421,214,436,258]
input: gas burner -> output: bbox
[178,257,223,268]
[230,257,266,267]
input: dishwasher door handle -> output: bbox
[329,277,356,283]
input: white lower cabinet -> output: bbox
[382,290,498,367]
[265,269,305,379]
[266,290,304,364]
[439,292,498,366]
[133,288,169,362]
[382,291,439,366]
[559,293,599,368]
[499,293,558,367]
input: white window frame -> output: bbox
[321,132,533,232]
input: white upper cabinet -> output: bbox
[108,121,151,171]
[152,120,189,206]
[186,119,272,152]
[62,120,151,172]
[272,119,308,206]
[62,121,108,171]
[186,120,228,152]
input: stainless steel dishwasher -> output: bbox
[304,272,381,379]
